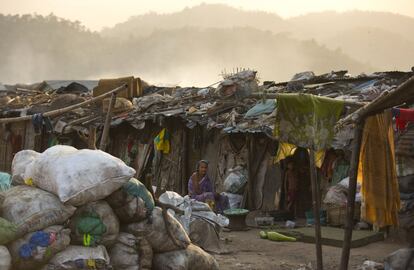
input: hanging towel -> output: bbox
[154,128,170,154]
[274,94,344,151]
[359,111,400,227]
[392,108,414,131]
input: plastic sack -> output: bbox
[244,99,276,119]
[109,233,139,270]
[42,245,111,270]
[25,145,135,206]
[9,225,71,270]
[189,218,222,254]
[69,201,119,247]
[0,246,11,270]
[126,207,190,253]
[323,185,348,206]
[223,167,247,194]
[0,217,18,245]
[384,248,414,270]
[152,244,219,270]
[2,186,76,235]
[107,178,154,223]
[137,237,152,270]
[159,191,185,207]
[222,192,243,209]
[11,150,40,185]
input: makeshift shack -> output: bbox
[1,70,413,220]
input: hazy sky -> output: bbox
[2,0,413,31]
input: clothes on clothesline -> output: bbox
[154,128,170,154]
[31,113,53,135]
[274,93,344,151]
[358,110,400,227]
[274,94,344,166]
[392,108,414,132]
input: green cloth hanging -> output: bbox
[274,93,344,151]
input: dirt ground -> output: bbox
[214,228,407,270]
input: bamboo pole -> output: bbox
[309,149,323,270]
[339,121,365,270]
[0,84,127,124]
[181,129,188,195]
[99,93,116,151]
[88,126,97,150]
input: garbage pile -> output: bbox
[0,145,219,270]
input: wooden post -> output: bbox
[181,129,188,195]
[99,93,116,151]
[309,149,323,270]
[88,126,97,150]
[247,134,255,209]
[339,121,365,270]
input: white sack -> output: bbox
[126,207,190,253]
[0,246,11,270]
[25,145,135,206]
[152,244,219,270]
[9,226,71,270]
[1,186,76,235]
[42,245,111,270]
[109,233,139,270]
[11,150,40,185]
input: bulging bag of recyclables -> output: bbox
[41,245,111,270]
[69,201,119,247]
[0,217,18,245]
[126,207,191,253]
[223,166,248,194]
[11,150,40,185]
[0,246,11,270]
[22,145,136,206]
[9,225,71,270]
[1,186,76,235]
[107,178,155,223]
[109,233,140,270]
[152,243,219,270]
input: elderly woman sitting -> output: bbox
[188,160,229,213]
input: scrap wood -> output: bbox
[0,84,127,124]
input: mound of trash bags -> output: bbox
[0,145,219,269]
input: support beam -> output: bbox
[339,121,365,270]
[0,84,127,124]
[99,93,117,151]
[309,149,323,270]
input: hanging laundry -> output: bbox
[274,94,344,151]
[154,128,170,154]
[359,111,400,227]
[274,94,344,166]
[392,108,414,132]
[31,113,54,134]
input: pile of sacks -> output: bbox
[0,145,219,270]
[158,191,229,254]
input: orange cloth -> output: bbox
[358,111,400,227]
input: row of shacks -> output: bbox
[2,70,414,269]
[0,71,413,212]
[1,71,414,226]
